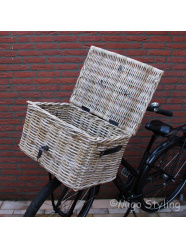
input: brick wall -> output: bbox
[0,31,185,200]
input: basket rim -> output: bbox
[27,101,131,143]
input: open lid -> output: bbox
[70,46,164,136]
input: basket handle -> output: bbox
[99,145,122,157]
[37,146,49,160]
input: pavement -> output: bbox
[0,199,186,217]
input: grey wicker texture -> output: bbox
[19,101,130,190]
[71,46,164,135]
[19,46,164,191]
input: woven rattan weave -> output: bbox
[19,46,164,191]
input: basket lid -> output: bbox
[70,46,164,136]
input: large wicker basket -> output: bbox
[19,46,164,191]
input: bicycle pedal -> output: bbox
[121,167,132,178]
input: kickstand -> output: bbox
[124,203,137,217]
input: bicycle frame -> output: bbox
[113,128,186,203]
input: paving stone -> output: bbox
[93,214,124,217]
[170,205,186,212]
[157,210,186,217]
[0,210,14,215]
[0,201,3,208]
[13,210,26,215]
[1,201,31,210]
[156,207,172,213]
[108,207,141,214]
[91,199,116,209]
[89,208,108,214]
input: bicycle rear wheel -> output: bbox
[24,177,97,217]
[138,139,186,212]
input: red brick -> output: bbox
[22,170,45,175]
[0,92,17,98]
[54,36,77,42]
[0,37,16,43]
[0,44,10,49]
[37,85,59,91]
[14,71,36,78]
[145,31,168,35]
[56,78,76,84]
[59,43,81,49]
[98,31,121,35]
[0,106,8,111]
[0,119,20,125]
[168,71,186,77]
[9,106,27,111]
[47,57,59,63]
[171,91,186,97]
[17,176,39,181]
[0,31,10,35]
[143,43,165,49]
[35,43,57,49]
[73,31,96,35]
[171,118,186,124]
[38,71,60,77]
[167,43,186,49]
[35,31,59,35]
[0,99,13,104]
[0,132,9,137]
[125,50,147,56]
[23,57,45,63]
[64,50,87,56]
[0,151,15,157]
[3,182,24,187]
[173,36,186,42]
[154,57,166,63]
[0,58,22,64]
[0,157,20,162]
[172,50,186,56]
[9,78,32,84]
[31,64,54,70]
[11,31,34,35]
[167,98,186,104]
[150,36,171,42]
[167,57,186,63]
[17,37,29,42]
[169,31,186,35]
[122,31,144,35]
[32,78,55,84]
[61,85,75,91]
[0,188,18,193]
[153,64,171,70]
[0,113,13,118]
[42,92,54,98]
[161,104,181,110]
[0,72,12,78]
[172,64,186,70]
[82,43,106,49]
[60,57,82,63]
[55,92,72,97]
[19,92,41,98]
[102,35,125,41]
[41,50,63,56]
[79,36,101,42]
[62,71,79,77]
[130,43,142,49]
[176,85,186,90]
[164,85,175,90]
[15,113,26,117]
[126,36,148,42]
[30,36,53,42]
[12,44,34,49]
[0,145,11,150]
[149,50,171,56]
[0,164,17,169]
[8,65,30,70]
[0,79,8,84]
[55,64,78,70]
[17,50,40,56]
[0,65,7,70]
[0,51,16,57]
[14,85,35,91]
[107,43,129,49]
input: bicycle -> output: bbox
[24,102,186,217]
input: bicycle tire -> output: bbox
[137,138,186,212]
[24,177,96,217]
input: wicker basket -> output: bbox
[19,46,164,191]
